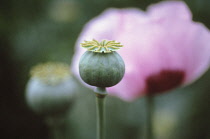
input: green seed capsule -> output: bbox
[79,40,125,87]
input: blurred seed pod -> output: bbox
[26,62,77,116]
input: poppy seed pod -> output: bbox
[79,39,125,87]
[26,62,77,116]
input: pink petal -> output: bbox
[147,1,192,21]
[71,1,210,101]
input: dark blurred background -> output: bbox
[0,0,210,139]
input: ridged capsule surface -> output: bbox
[79,51,125,87]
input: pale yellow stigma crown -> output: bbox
[30,62,71,85]
[81,39,123,53]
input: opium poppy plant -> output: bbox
[71,1,210,101]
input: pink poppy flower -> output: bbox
[71,1,210,101]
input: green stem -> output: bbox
[46,116,68,139]
[94,87,107,139]
[96,96,105,139]
[51,125,63,139]
[145,95,154,139]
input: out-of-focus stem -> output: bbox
[145,95,154,139]
[46,116,68,139]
